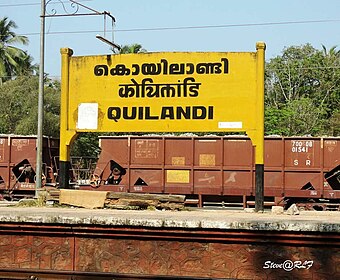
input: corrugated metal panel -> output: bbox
[0,135,58,192]
[96,136,340,199]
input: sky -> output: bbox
[2,0,340,78]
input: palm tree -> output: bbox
[322,45,340,59]
[0,17,29,84]
[15,53,38,76]
[114,43,147,54]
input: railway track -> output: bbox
[0,268,230,280]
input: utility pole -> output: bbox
[35,0,46,197]
[35,0,117,197]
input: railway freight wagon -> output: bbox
[0,135,59,199]
[91,136,340,209]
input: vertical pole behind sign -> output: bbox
[254,42,266,212]
[35,0,45,197]
[59,48,77,189]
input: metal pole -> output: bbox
[35,0,46,197]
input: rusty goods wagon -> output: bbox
[0,135,59,199]
[91,135,340,208]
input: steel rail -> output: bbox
[0,268,230,280]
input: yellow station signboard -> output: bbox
[60,43,265,164]
[62,44,264,133]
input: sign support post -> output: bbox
[254,42,266,212]
[245,42,266,212]
[60,48,77,189]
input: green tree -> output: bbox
[328,111,340,136]
[318,45,340,119]
[0,76,60,137]
[0,17,29,83]
[265,44,340,136]
[70,133,101,157]
[265,44,321,106]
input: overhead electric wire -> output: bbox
[0,0,92,8]
[115,19,340,32]
[2,65,340,80]
[0,18,338,38]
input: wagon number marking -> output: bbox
[291,140,313,153]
